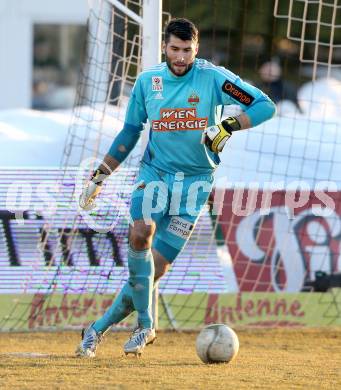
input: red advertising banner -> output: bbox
[215,189,341,292]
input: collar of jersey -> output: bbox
[165,59,196,81]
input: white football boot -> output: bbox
[124,327,156,356]
[75,323,103,358]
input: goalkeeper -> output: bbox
[76,17,276,357]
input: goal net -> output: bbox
[1,0,341,331]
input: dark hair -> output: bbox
[164,18,199,43]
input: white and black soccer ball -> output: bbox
[196,324,239,364]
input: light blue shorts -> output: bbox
[130,163,214,262]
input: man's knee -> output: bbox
[129,220,156,250]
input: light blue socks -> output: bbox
[93,246,154,333]
[92,282,134,333]
[127,246,154,329]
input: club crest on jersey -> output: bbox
[152,76,163,91]
[188,92,199,107]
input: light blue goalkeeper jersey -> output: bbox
[109,58,276,175]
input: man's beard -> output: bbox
[165,55,194,77]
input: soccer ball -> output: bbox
[196,324,239,364]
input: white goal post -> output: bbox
[87,0,163,329]
[90,0,162,69]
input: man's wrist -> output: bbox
[90,168,108,185]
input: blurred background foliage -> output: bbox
[30,0,341,109]
[162,0,341,85]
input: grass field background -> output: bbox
[0,328,340,389]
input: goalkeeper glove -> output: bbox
[79,169,107,211]
[201,117,241,153]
